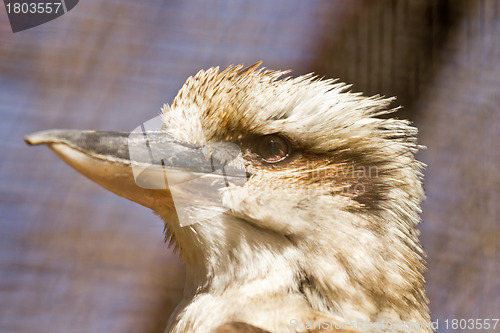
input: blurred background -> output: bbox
[0,0,498,332]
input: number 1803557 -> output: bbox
[443,319,498,330]
[5,2,62,14]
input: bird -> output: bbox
[25,62,431,333]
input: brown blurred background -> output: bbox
[0,1,498,332]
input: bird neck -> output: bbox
[165,212,300,296]
[288,206,431,331]
[157,207,431,332]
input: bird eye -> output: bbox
[256,135,289,163]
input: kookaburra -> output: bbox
[25,63,430,333]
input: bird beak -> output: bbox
[25,129,246,221]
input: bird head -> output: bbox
[25,63,430,332]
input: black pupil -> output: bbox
[260,136,287,162]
